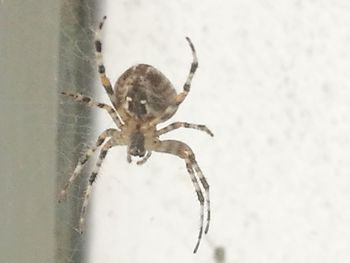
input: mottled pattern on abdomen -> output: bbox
[115,64,178,122]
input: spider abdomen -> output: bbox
[115,64,178,123]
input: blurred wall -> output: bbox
[0,1,59,262]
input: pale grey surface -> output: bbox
[85,1,350,263]
[0,0,59,262]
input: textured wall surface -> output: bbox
[85,1,350,262]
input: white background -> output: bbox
[87,1,350,262]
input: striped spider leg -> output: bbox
[79,134,125,232]
[149,139,211,253]
[58,128,119,202]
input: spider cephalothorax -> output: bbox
[59,16,213,253]
[128,127,146,157]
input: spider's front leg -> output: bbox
[149,139,210,253]
[79,134,125,233]
[58,128,119,202]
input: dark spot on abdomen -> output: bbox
[147,71,162,86]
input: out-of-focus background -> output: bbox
[3,0,350,263]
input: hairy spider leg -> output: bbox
[94,16,119,111]
[58,128,119,202]
[157,121,214,137]
[149,38,198,127]
[150,139,209,253]
[190,156,211,235]
[79,135,125,232]
[157,121,213,234]
[61,91,123,128]
[176,37,198,105]
[186,162,205,253]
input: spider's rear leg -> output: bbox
[150,139,210,253]
[79,135,125,233]
[58,128,118,202]
[176,37,198,106]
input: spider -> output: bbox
[59,16,213,253]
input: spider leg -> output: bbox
[79,135,124,233]
[136,151,152,165]
[176,37,198,105]
[150,139,210,253]
[190,155,211,235]
[157,122,213,137]
[61,91,123,128]
[59,129,119,202]
[186,162,205,253]
[94,16,118,109]
[149,38,198,127]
